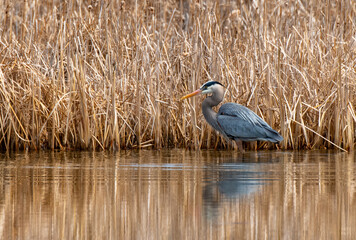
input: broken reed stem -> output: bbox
[0,0,355,151]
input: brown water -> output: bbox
[0,150,355,240]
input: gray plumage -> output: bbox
[217,103,283,142]
[181,81,283,150]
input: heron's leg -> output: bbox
[234,140,245,152]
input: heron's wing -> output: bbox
[217,103,283,142]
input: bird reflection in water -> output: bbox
[202,160,273,221]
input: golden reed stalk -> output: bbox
[0,0,355,150]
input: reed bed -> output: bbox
[0,0,355,151]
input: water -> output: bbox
[0,150,355,239]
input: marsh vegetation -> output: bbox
[0,0,355,150]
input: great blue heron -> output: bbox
[180,81,283,151]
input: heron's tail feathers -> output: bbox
[265,128,283,143]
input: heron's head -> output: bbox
[180,81,225,100]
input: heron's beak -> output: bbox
[180,89,202,100]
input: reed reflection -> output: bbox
[0,151,355,240]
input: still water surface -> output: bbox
[0,150,355,239]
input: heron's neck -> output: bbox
[202,96,222,131]
[204,94,223,107]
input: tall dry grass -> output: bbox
[0,0,355,151]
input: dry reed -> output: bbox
[0,0,355,151]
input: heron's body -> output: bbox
[181,81,283,151]
[216,103,282,142]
